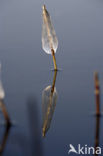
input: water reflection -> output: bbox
[0,124,11,155]
[42,71,58,137]
[27,97,43,156]
[94,116,100,156]
[0,64,11,155]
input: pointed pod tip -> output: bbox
[42,5,46,11]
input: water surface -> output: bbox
[0,0,103,155]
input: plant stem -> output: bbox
[51,49,57,70]
[0,100,11,125]
[94,72,100,116]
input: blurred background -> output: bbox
[0,0,103,155]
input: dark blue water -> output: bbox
[0,0,103,155]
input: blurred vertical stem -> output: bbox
[94,72,100,116]
[0,100,11,125]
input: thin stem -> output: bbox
[51,49,57,70]
[94,72,100,116]
[0,100,11,125]
[51,70,57,93]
